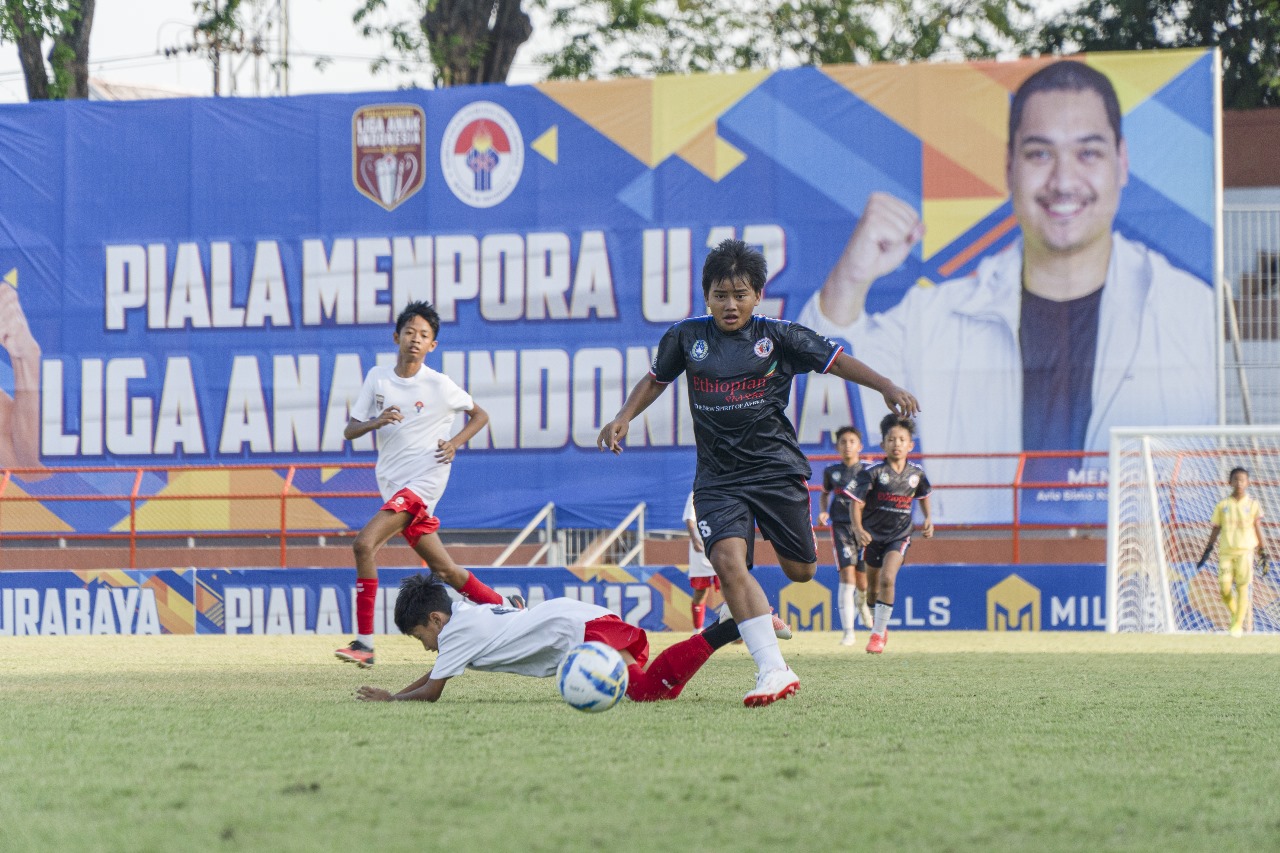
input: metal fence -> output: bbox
[1223,205,1280,424]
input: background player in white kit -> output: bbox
[683,490,720,631]
[355,573,748,703]
[335,301,501,668]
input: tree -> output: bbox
[0,0,95,100]
[354,0,533,88]
[531,0,1036,80]
[1039,0,1280,108]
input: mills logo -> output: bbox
[987,574,1041,631]
[353,103,425,211]
[779,581,831,632]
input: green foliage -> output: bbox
[532,0,1037,80]
[0,0,94,100]
[1039,0,1280,108]
[4,633,1280,850]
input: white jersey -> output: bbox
[352,363,474,506]
[429,599,614,680]
[682,491,715,578]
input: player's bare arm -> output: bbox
[357,675,448,703]
[827,352,920,417]
[818,490,831,527]
[0,282,42,471]
[342,407,405,442]
[436,403,490,463]
[597,375,667,454]
[919,495,934,538]
[817,192,924,327]
[852,502,872,548]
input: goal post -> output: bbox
[1107,426,1280,634]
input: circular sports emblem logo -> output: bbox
[908,474,920,488]
[753,338,773,358]
[440,101,524,208]
[879,472,890,485]
[690,340,709,361]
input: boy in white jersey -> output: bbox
[1197,467,1271,637]
[356,573,749,703]
[335,301,500,668]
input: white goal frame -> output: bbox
[1107,425,1280,633]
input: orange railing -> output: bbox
[1,453,1109,568]
[0,463,380,569]
[807,450,1110,562]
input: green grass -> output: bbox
[3,633,1280,852]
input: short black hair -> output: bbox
[1229,466,1249,481]
[835,425,863,444]
[702,239,767,297]
[395,300,441,338]
[879,413,916,439]
[394,573,454,633]
[1008,61,1123,154]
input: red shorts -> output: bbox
[381,488,441,547]
[582,615,649,668]
[690,575,720,591]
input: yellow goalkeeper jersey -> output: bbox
[1210,495,1263,553]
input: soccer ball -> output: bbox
[556,641,629,712]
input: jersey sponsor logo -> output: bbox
[690,339,709,361]
[394,496,406,505]
[352,103,425,211]
[753,338,773,358]
[440,101,524,208]
[375,394,385,410]
[987,574,1041,631]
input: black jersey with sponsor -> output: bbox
[846,460,931,542]
[651,315,841,488]
[822,462,863,525]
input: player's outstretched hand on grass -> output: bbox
[597,418,629,454]
[356,686,393,702]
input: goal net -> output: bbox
[1108,426,1280,633]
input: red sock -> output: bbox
[691,603,706,630]
[459,571,503,605]
[625,634,713,702]
[355,577,378,636]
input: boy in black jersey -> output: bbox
[598,239,919,707]
[818,425,872,645]
[848,413,933,654]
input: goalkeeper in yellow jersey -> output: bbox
[1197,467,1270,637]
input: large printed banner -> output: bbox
[0,563,1107,635]
[0,50,1216,531]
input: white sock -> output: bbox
[738,614,787,673]
[838,583,855,633]
[356,633,374,647]
[872,602,892,636]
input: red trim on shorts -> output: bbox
[690,575,720,591]
[381,487,441,547]
[583,615,650,668]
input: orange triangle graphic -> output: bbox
[924,142,1002,199]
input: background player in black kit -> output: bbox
[818,425,872,646]
[848,413,933,655]
[598,239,919,707]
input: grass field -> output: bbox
[4,632,1280,852]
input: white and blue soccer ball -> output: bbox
[556,641,629,712]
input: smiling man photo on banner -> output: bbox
[798,59,1215,523]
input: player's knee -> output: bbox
[781,561,817,583]
[352,533,379,562]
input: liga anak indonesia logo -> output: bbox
[440,101,524,208]
[353,103,425,211]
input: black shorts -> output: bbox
[830,522,864,570]
[859,536,911,569]
[694,477,818,569]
